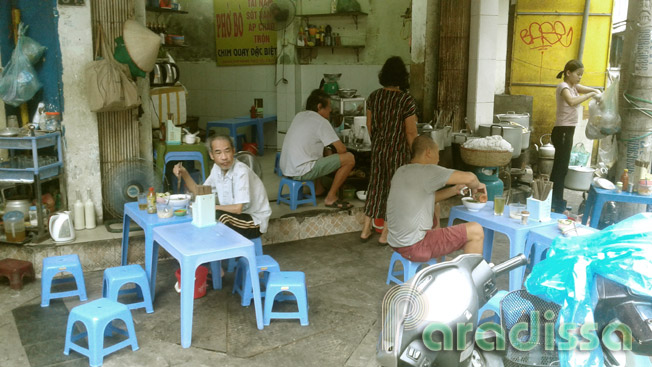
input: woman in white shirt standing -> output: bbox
[550,59,601,212]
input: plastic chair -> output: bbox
[225,237,264,273]
[41,254,87,307]
[274,152,282,177]
[64,298,139,367]
[233,255,281,306]
[102,265,154,313]
[386,252,439,285]
[277,177,317,210]
[263,271,309,326]
[162,151,206,184]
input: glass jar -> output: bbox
[29,206,38,226]
[42,112,61,132]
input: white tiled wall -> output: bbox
[178,62,278,148]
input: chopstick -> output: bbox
[531,177,553,200]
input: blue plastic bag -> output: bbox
[0,34,42,107]
[525,213,652,367]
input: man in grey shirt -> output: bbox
[386,134,484,262]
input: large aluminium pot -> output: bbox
[564,166,595,191]
[476,124,522,158]
[495,111,530,129]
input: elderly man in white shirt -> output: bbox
[174,134,271,238]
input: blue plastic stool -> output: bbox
[225,237,264,273]
[263,271,309,326]
[41,254,88,307]
[162,151,206,185]
[233,255,281,306]
[277,177,317,210]
[102,265,154,313]
[64,298,139,367]
[386,252,439,285]
[274,152,282,177]
[477,290,508,325]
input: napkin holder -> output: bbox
[527,190,552,222]
[192,185,215,227]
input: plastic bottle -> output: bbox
[73,190,85,230]
[147,187,157,214]
[331,0,337,13]
[84,189,96,229]
[620,169,629,190]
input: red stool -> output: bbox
[0,258,35,290]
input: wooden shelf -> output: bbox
[296,45,365,63]
[146,6,188,14]
[298,12,367,29]
[161,43,189,48]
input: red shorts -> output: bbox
[394,221,468,262]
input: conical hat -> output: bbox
[123,20,160,73]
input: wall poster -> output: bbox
[214,0,278,66]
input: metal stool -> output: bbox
[41,254,87,307]
[64,298,139,367]
[0,258,35,290]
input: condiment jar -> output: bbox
[43,112,61,131]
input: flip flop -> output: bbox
[325,199,353,210]
[360,231,374,243]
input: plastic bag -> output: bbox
[525,213,652,367]
[598,135,617,168]
[0,35,42,107]
[569,142,590,166]
[18,23,46,65]
[587,77,621,137]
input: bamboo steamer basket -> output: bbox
[460,146,512,167]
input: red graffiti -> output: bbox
[520,21,573,51]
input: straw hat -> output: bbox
[123,19,160,73]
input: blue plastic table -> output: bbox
[206,115,277,156]
[121,202,192,299]
[151,222,263,348]
[582,183,652,228]
[447,202,565,291]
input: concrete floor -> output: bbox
[0,229,514,367]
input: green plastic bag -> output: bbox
[337,0,361,12]
[569,142,590,166]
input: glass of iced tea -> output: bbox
[138,193,148,210]
[493,195,506,216]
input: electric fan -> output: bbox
[235,151,263,179]
[260,0,296,84]
[102,159,167,230]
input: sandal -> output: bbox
[360,231,374,243]
[325,199,353,210]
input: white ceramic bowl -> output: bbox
[356,190,367,201]
[169,194,191,209]
[462,197,486,212]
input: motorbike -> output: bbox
[376,254,652,367]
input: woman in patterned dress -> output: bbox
[360,56,418,244]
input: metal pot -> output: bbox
[565,166,595,191]
[476,124,522,158]
[535,133,555,159]
[495,111,530,129]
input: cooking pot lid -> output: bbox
[0,128,20,137]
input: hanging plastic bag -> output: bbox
[587,77,621,137]
[598,135,617,168]
[525,213,652,367]
[18,23,46,65]
[0,34,42,107]
[569,142,590,166]
[337,0,362,12]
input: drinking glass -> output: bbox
[137,193,148,210]
[493,195,506,216]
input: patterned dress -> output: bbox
[364,88,417,219]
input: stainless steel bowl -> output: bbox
[338,89,357,98]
